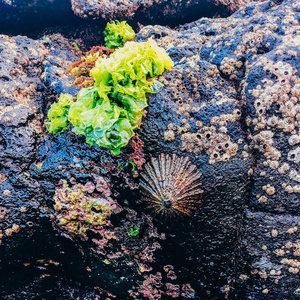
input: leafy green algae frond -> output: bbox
[46,36,174,155]
[46,93,74,134]
[104,20,136,49]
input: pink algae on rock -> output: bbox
[51,176,166,274]
[129,266,195,299]
[51,178,120,242]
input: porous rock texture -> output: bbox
[0,34,97,297]
[137,0,300,298]
[1,0,300,299]
[213,0,267,12]
[0,34,166,298]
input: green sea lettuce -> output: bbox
[45,93,74,134]
[90,38,174,131]
[46,35,174,155]
[68,87,134,155]
[104,20,136,49]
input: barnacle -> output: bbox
[140,154,203,218]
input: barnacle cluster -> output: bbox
[246,59,300,198]
[158,63,240,164]
[140,154,203,218]
[180,124,239,164]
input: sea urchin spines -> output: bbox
[140,154,203,218]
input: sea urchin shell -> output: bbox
[140,154,203,218]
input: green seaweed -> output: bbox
[45,93,74,134]
[46,24,173,155]
[118,159,136,173]
[72,42,80,51]
[128,226,140,236]
[104,21,136,49]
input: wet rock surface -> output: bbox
[0,0,300,299]
[0,35,87,298]
[135,39,251,298]
[135,0,299,298]
[0,34,164,298]
[241,210,300,300]
[0,35,49,257]
[2,275,97,299]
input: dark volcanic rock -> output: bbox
[2,275,97,299]
[70,0,267,22]
[0,34,86,298]
[0,35,48,256]
[0,34,150,298]
[240,210,300,299]
[135,0,300,298]
[1,0,300,299]
[0,0,265,37]
[137,24,252,299]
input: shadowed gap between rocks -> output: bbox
[0,0,229,45]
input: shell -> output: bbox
[140,154,203,218]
